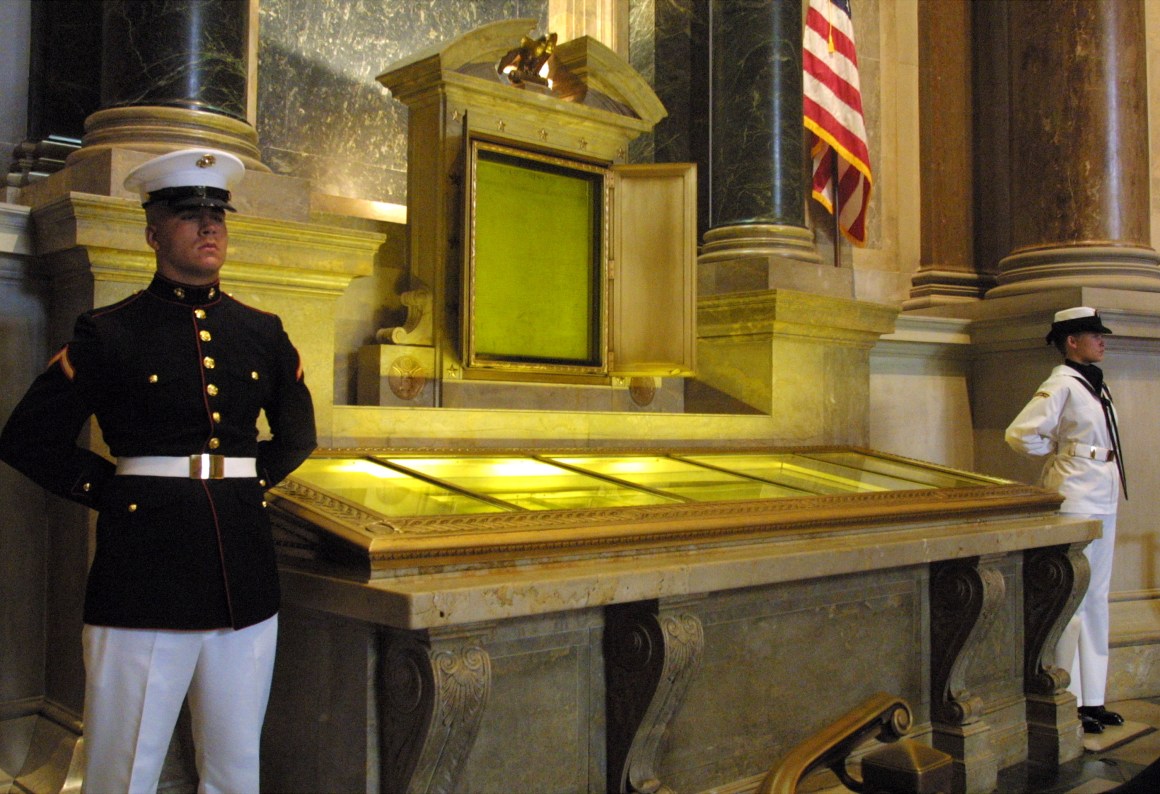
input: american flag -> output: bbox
[803,0,873,246]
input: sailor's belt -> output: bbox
[1064,443,1116,462]
[116,455,258,479]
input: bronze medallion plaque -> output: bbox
[629,377,656,407]
[388,355,427,401]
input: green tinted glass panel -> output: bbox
[472,147,601,365]
[290,458,508,516]
[377,456,679,511]
[676,453,930,495]
[546,455,806,501]
[797,451,1006,488]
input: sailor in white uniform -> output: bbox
[1006,306,1126,735]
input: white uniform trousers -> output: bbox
[81,614,278,794]
[1054,513,1116,707]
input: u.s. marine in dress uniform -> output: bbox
[0,148,316,793]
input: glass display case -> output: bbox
[268,446,1057,578]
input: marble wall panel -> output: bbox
[257,0,548,204]
[658,570,926,791]
[0,235,48,711]
[627,0,656,164]
[631,0,711,234]
[262,607,381,793]
[458,610,602,793]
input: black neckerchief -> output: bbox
[1064,359,1127,499]
[1064,360,1103,393]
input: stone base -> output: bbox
[932,720,999,794]
[988,244,1160,298]
[698,223,854,300]
[66,106,269,172]
[16,147,311,223]
[695,289,896,437]
[700,255,855,299]
[903,268,993,309]
[1025,692,1084,769]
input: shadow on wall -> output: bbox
[258,44,409,203]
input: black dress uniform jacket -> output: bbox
[0,274,316,630]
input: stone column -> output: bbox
[905,0,988,308]
[68,0,267,170]
[988,0,1160,297]
[697,0,849,298]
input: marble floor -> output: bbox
[995,698,1160,793]
[802,698,1160,794]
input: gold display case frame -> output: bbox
[463,138,609,376]
[461,136,698,379]
[268,446,1062,578]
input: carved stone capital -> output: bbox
[605,600,705,794]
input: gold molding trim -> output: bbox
[268,445,1062,573]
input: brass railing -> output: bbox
[758,692,944,794]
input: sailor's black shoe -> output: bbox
[1079,713,1105,734]
[1080,705,1125,727]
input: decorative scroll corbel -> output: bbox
[379,628,492,794]
[376,286,433,346]
[605,599,705,794]
[1024,543,1090,695]
[1023,542,1090,768]
[929,557,1005,726]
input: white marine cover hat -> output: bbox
[123,148,244,212]
[1045,306,1113,344]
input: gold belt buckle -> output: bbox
[189,454,226,479]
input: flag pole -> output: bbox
[831,152,841,267]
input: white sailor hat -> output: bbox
[123,148,244,212]
[1046,306,1113,344]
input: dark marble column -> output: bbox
[101,0,247,119]
[69,0,266,170]
[6,0,99,187]
[988,0,1160,297]
[696,0,848,298]
[707,0,804,231]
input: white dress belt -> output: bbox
[116,455,258,480]
[1064,443,1116,462]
